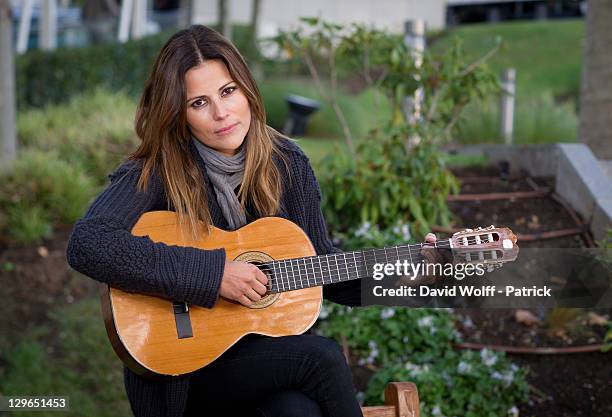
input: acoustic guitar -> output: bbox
[101,211,518,378]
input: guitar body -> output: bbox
[101,211,322,378]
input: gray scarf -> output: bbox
[192,137,247,230]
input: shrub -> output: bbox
[17,88,139,185]
[366,348,529,416]
[333,219,414,251]
[16,31,172,109]
[318,134,459,237]
[0,150,96,243]
[15,25,266,110]
[316,305,530,415]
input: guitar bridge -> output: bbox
[172,301,193,339]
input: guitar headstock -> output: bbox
[450,225,519,271]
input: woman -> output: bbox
[66,25,437,417]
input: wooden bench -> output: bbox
[361,382,420,417]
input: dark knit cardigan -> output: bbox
[66,138,360,417]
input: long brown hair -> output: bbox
[132,25,286,238]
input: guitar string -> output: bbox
[256,238,496,292]
[251,235,491,291]
[258,234,483,271]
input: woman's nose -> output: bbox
[212,99,229,120]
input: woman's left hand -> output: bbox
[419,232,453,282]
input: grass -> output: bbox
[0,298,130,417]
[260,77,390,140]
[455,93,578,144]
[430,20,584,144]
[431,19,584,100]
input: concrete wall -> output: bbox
[192,0,447,35]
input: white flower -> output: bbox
[380,308,395,319]
[319,305,330,320]
[405,362,429,376]
[442,371,453,388]
[355,222,372,237]
[508,406,519,417]
[401,224,411,241]
[492,370,514,385]
[462,316,475,329]
[418,315,434,328]
[501,370,515,386]
[365,340,379,364]
[432,405,442,416]
[480,348,498,367]
[457,361,472,374]
[402,336,410,343]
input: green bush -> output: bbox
[366,349,529,416]
[333,219,414,251]
[16,31,173,109]
[17,88,139,185]
[0,150,96,243]
[316,305,530,415]
[318,134,459,237]
[15,25,268,110]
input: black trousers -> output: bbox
[183,334,364,417]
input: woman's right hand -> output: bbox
[219,261,269,306]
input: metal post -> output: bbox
[40,0,58,50]
[0,0,17,169]
[499,68,516,144]
[118,0,133,43]
[403,19,426,147]
[131,0,147,39]
[178,0,193,28]
[17,0,33,54]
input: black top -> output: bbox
[66,137,360,417]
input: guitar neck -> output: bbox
[266,240,450,293]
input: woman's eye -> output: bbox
[222,86,237,96]
[192,99,207,108]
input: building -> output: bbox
[192,0,447,35]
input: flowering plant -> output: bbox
[315,305,529,415]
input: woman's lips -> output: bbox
[215,123,238,135]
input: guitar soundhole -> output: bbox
[233,251,281,309]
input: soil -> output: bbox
[446,165,612,417]
[0,226,99,345]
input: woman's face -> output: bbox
[185,59,251,156]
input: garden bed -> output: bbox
[448,165,611,417]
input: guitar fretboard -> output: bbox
[262,241,449,293]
